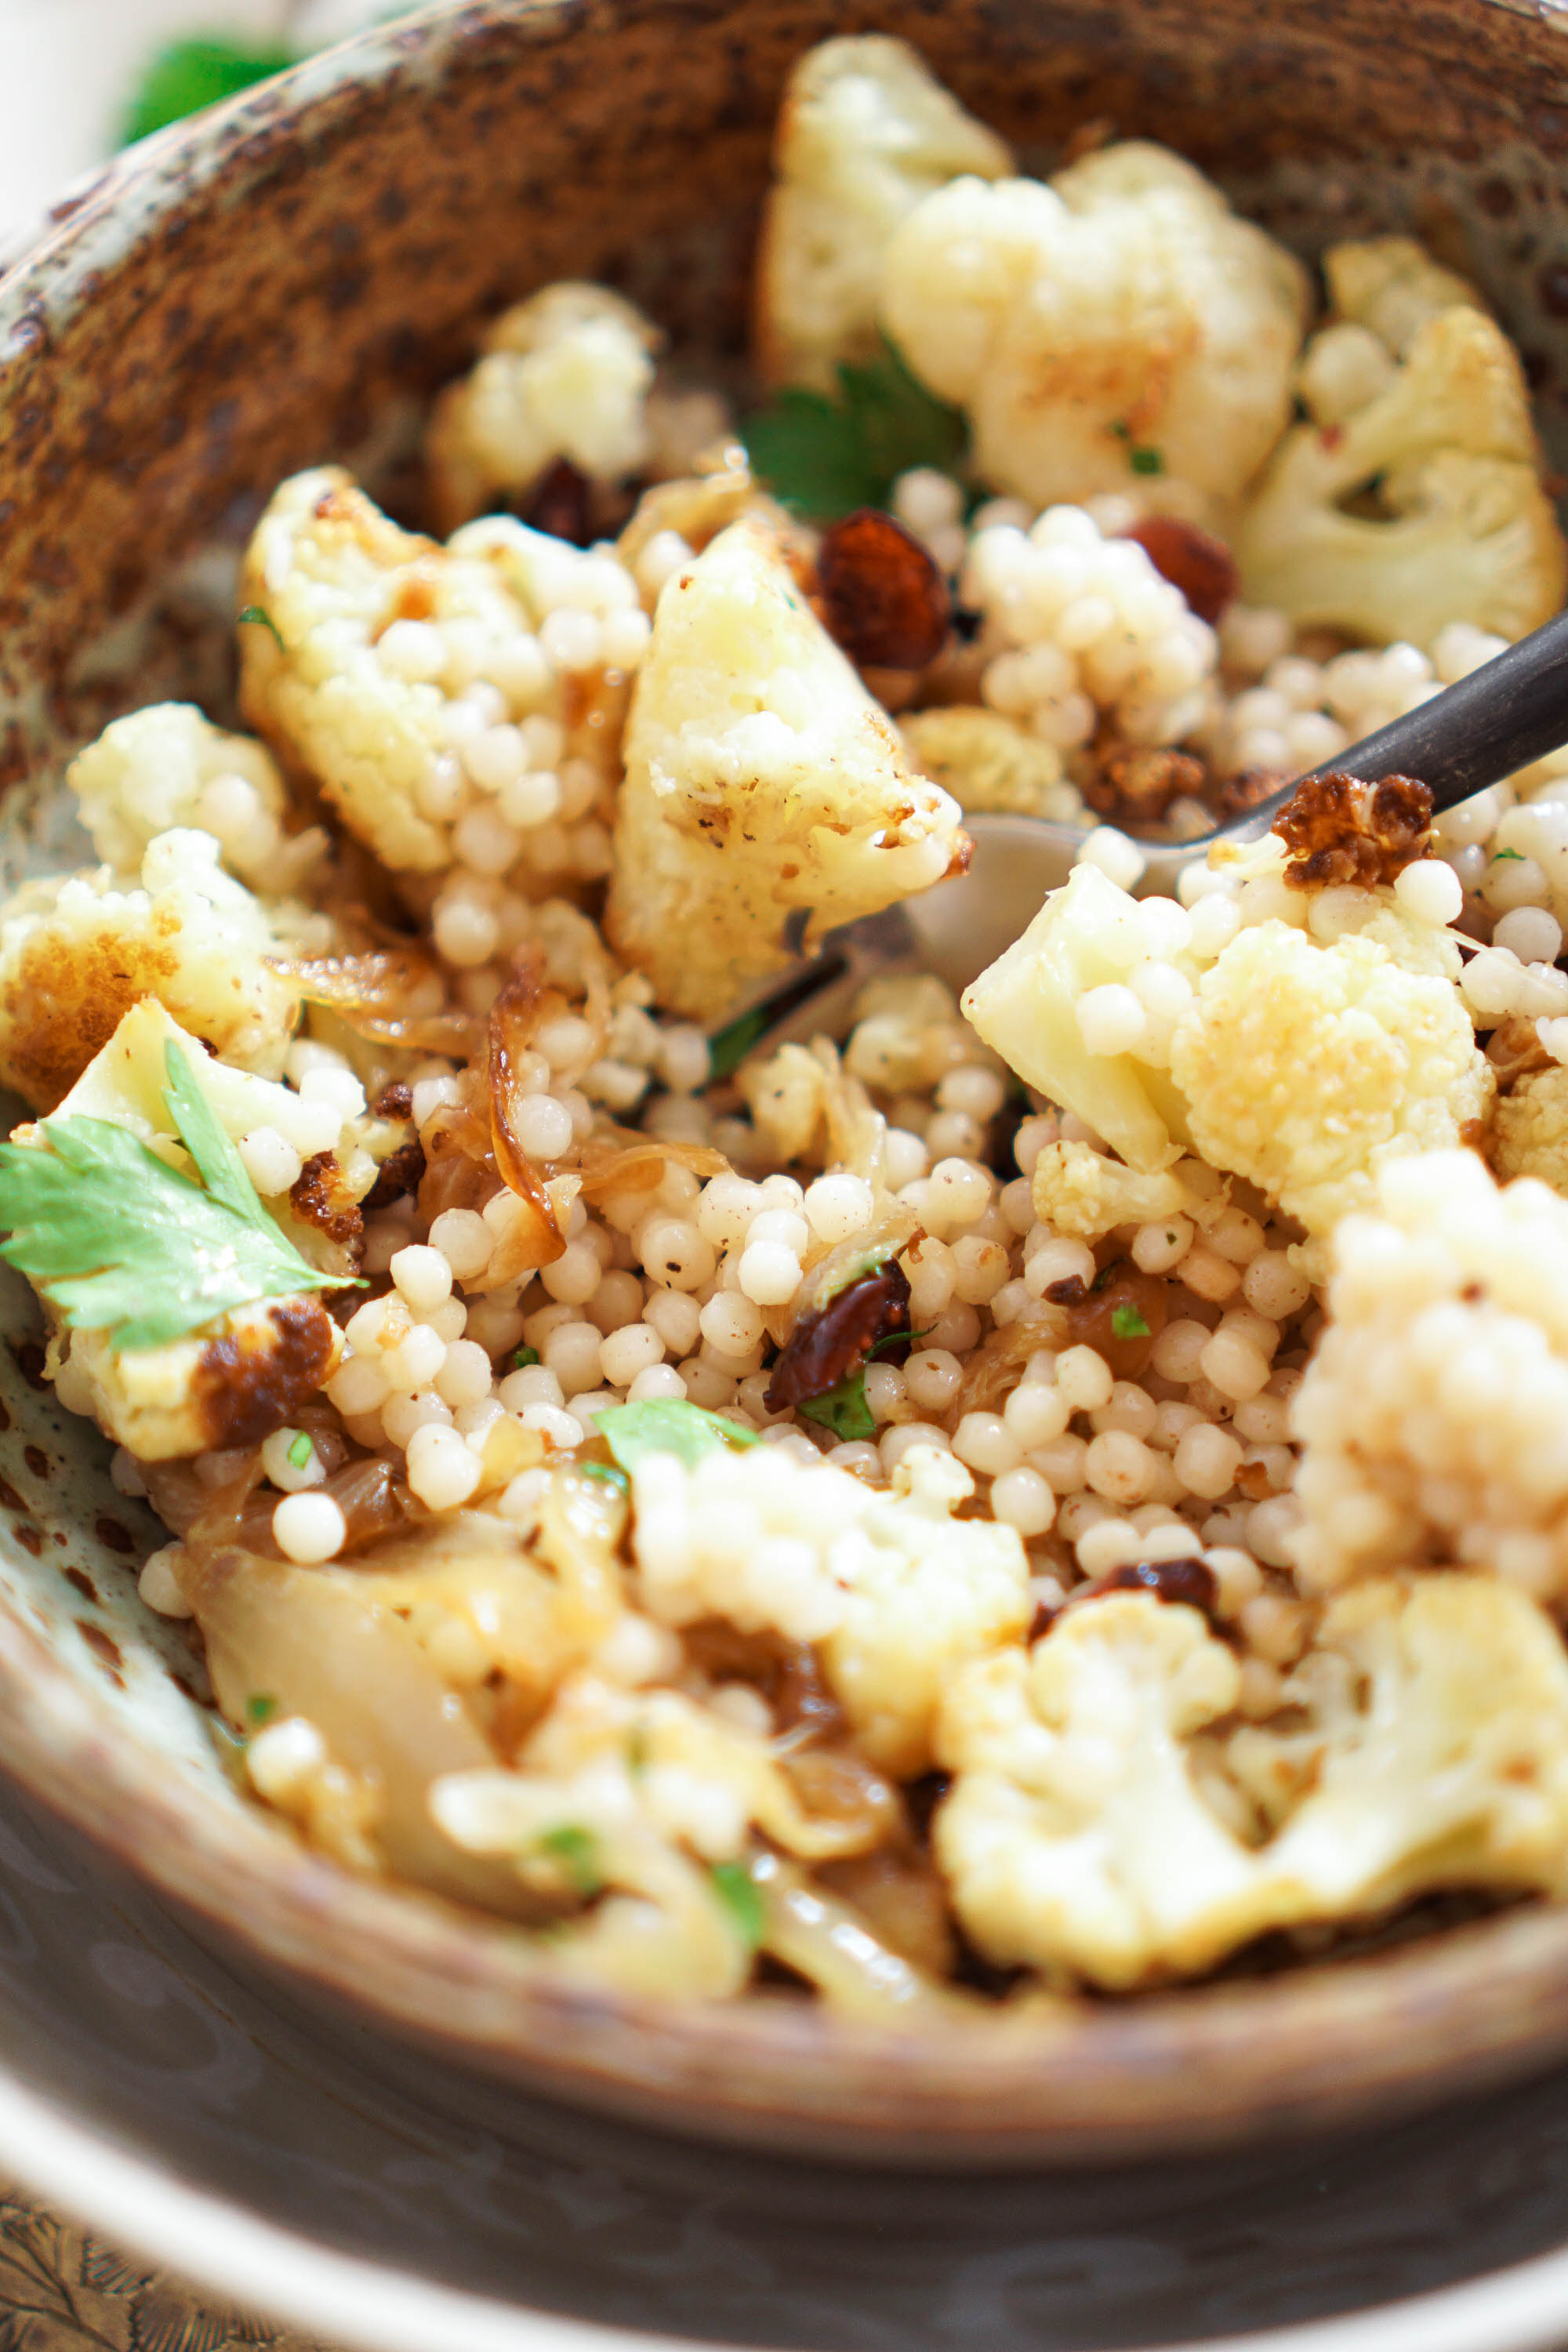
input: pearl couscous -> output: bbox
[5,34,1568,2012]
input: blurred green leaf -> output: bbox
[122,37,296,145]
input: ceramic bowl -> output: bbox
[6,0,1568,2170]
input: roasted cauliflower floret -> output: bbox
[238,467,637,877]
[0,829,303,1109]
[1030,1138,1202,1243]
[935,1594,1262,1988]
[1327,234,1486,359]
[1489,1063,1568,1195]
[1293,1150,1568,1599]
[631,1442,1029,1775]
[880,143,1308,510]
[962,850,1490,1237]
[50,1292,339,1463]
[900,706,1076,820]
[1235,1574,1568,1914]
[604,517,967,1018]
[65,702,322,894]
[937,1575,1568,1990]
[1237,304,1566,644]
[756,35,1011,391]
[426,283,661,532]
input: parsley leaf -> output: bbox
[742,335,967,521]
[797,1369,876,1443]
[579,1461,630,1494]
[593,1399,760,1475]
[1111,1303,1151,1340]
[122,39,296,146]
[287,1432,314,1470]
[710,1859,765,1951]
[245,1693,279,1728]
[1129,445,1164,477]
[511,1345,541,1370]
[537,1824,603,1898]
[0,1040,350,1353]
[1492,848,1525,862]
[706,1004,773,1083]
[238,604,286,652]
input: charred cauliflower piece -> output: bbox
[66,703,322,895]
[935,1593,1264,1988]
[756,35,1012,392]
[426,283,661,532]
[604,517,967,1018]
[239,468,640,877]
[1237,303,1566,644]
[880,143,1308,510]
[1240,1575,1568,1915]
[0,829,303,1109]
[962,847,1490,1239]
[1293,1150,1568,1599]
[631,1442,1029,1776]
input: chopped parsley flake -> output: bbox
[710,1859,765,1951]
[0,1040,354,1353]
[511,1345,541,1370]
[537,1823,603,1897]
[237,604,286,651]
[594,1398,761,1475]
[1112,1304,1152,1340]
[286,1432,314,1470]
[798,1369,877,1443]
[245,1693,279,1728]
[1492,848,1525,862]
[1129,445,1164,476]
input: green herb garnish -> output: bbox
[0,1040,356,1353]
[286,1432,314,1470]
[706,1004,772,1083]
[238,604,286,652]
[579,1461,630,1494]
[593,1399,761,1475]
[537,1824,603,1898]
[742,334,967,521]
[122,38,296,145]
[797,1370,876,1444]
[1493,848,1525,862]
[710,1858,765,1951]
[1129,445,1164,477]
[1111,1304,1151,1340]
[245,1693,279,1728]
[511,1345,541,1370]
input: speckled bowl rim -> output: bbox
[5,0,1568,2168]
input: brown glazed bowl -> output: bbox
[7,0,1568,2172]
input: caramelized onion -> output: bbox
[268,950,476,1056]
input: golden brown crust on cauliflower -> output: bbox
[52,1294,340,1461]
[756,35,1012,391]
[1490,1062,1568,1194]
[604,517,967,1018]
[0,831,302,1110]
[880,143,1308,510]
[1274,772,1433,890]
[426,284,661,533]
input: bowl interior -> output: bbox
[6,0,1568,2165]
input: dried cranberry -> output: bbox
[765,1260,912,1413]
[817,508,950,670]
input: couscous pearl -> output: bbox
[1091,1381,1159,1439]
[1074,1518,1145,1577]
[586,1271,646,1336]
[1025,1236,1096,1297]
[512,1092,575,1161]
[904,1238,957,1319]
[273,1492,347,1564]
[879,1421,954,1473]
[246,1716,328,1806]
[884,1128,929,1188]
[677,1359,736,1410]
[499,1363,565,1411]
[747,1207,811,1253]
[951,1236,1011,1305]
[926,1301,981,1355]
[434,898,499,967]
[602,606,653,670]
[1174,1424,1243,1499]
[953,1413,1022,1475]
[1004,1382,1070,1447]
[434,1339,495,1408]
[382,1391,454,1446]
[405,1424,483,1510]
[989,1466,1057,1537]
[1151,1319,1211,1383]
[863,1363,907,1422]
[639,1217,715,1290]
[1131,1216,1194,1275]
[543,1321,605,1396]
[1084,1430,1155,1504]
[261,1427,325,1492]
[803,1173,875,1244]
[644,1289,703,1355]
[239,1127,303,1196]
[1076,825,1146,891]
[699,1291,764,1356]
[1232,1395,1290,1445]
[927,1159,991,1227]
[1242,1250,1311,1319]
[385,1323,448,1391]
[1393,858,1465,927]
[903,1348,964,1413]
[1207,1207,1265,1265]
[428,1209,492,1279]
[539,608,604,670]
[627,1363,688,1403]
[462,724,528,793]
[1076,983,1145,1057]
[739,1240,801,1305]
[600,1323,665,1387]
[1030,1434,1087,1492]
[1056,1345,1114,1412]
[1199,1329,1271,1402]
[456,1396,506,1442]
[1247,1494,1304,1568]
[1495,904,1565,964]
[1178,1241,1242,1303]
[541,1243,604,1305]
[139,1546,192,1617]
[327,1355,391,1416]
[520,1402,586,1451]
[391,1244,453,1314]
